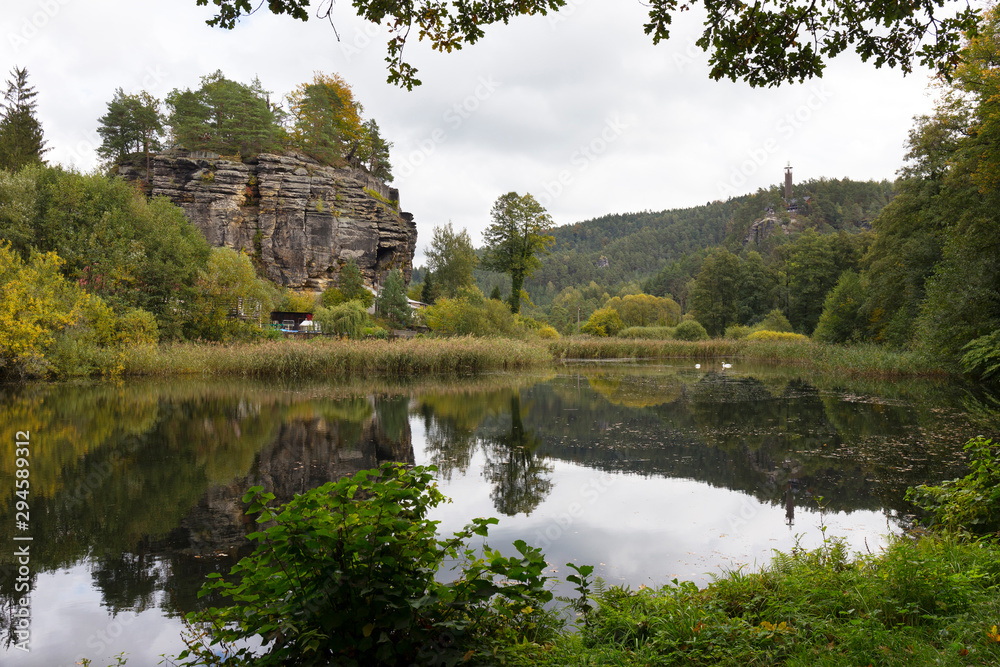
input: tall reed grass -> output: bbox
[549,337,949,378]
[124,337,552,379]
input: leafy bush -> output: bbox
[673,319,708,341]
[276,290,319,313]
[617,326,675,339]
[321,258,374,309]
[908,436,1000,535]
[961,330,1000,382]
[313,301,369,338]
[746,330,809,342]
[754,309,794,333]
[724,324,752,340]
[581,307,625,337]
[363,325,389,339]
[424,288,523,337]
[178,463,559,666]
[537,325,560,340]
[0,243,87,379]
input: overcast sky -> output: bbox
[3,0,942,265]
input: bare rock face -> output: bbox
[144,149,417,290]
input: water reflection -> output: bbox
[0,365,995,665]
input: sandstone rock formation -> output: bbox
[127,149,417,290]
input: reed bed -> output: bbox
[549,337,950,378]
[124,337,552,379]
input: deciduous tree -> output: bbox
[426,222,478,299]
[481,192,554,315]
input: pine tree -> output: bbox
[0,66,47,172]
[376,268,411,328]
[96,89,164,173]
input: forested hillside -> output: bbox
[510,177,895,315]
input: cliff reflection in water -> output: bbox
[0,381,416,644]
[0,365,996,658]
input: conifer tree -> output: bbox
[0,66,47,172]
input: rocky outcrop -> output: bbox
[743,209,791,246]
[129,149,417,290]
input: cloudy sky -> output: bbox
[3,0,941,264]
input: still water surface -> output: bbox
[1,362,996,665]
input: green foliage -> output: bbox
[580,306,625,337]
[0,66,46,171]
[287,72,363,167]
[481,192,554,314]
[724,324,751,339]
[358,118,393,181]
[424,287,523,337]
[0,243,86,379]
[426,221,478,299]
[201,0,977,92]
[780,229,870,335]
[689,248,741,336]
[813,270,869,344]
[421,272,439,304]
[178,463,558,666]
[0,165,38,255]
[673,319,709,341]
[754,308,793,333]
[908,437,1000,535]
[166,71,281,156]
[96,88,164,171]
[961,330,1000,382]
[746,330,810,342]
[321,258,374,308]
[185,247,275,341]
[276,290,319,313]
[605,293,682,328]
[313,301,369,338]
[375,268,411,328]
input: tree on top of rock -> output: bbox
[287,72,364,167]
[96,88,164,174]
[165,71,281,157]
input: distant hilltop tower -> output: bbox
[784,164,793,201]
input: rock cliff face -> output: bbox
[132,150,417,290]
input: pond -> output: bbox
[1,361,997,666]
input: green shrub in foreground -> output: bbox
[908,436,1000,535]
[673,319,709,341]
[177,463,559,666]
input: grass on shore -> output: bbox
[123,336,551,378]
[114,334,950,381]
[550,337,950,378]
[493,534,1000,666]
